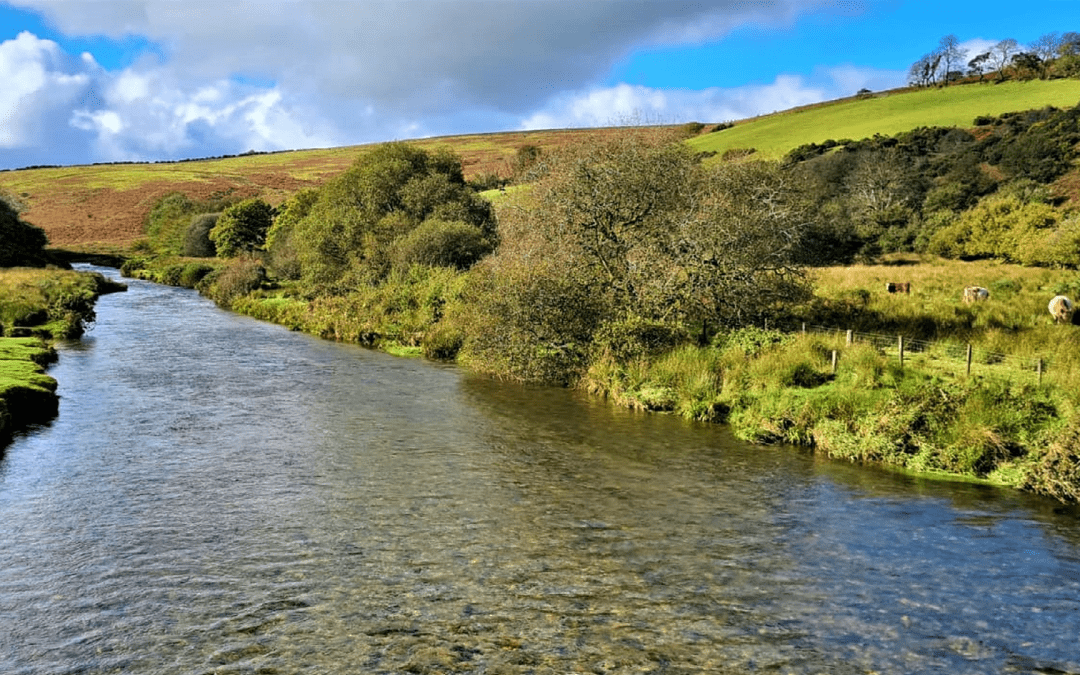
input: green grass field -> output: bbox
[687,79,1080,160]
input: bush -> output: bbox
[421,321,465,360]
[198,256,266,308]
[390,219,492,271]
[179,262,215,288]
[592,314,689,362]
[183,213,219,257]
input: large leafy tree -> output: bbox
[209,198,274,258]
[463,131,816,382]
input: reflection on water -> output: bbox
[0,266,1078,674]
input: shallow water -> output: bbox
[1,266,1078,674]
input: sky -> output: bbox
[1,0,1079,170]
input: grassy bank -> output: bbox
[0,267,126,443]
[580,257,1080,503]
[122,249,1080,502]
[0,337,59,443]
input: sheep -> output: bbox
[962,286,989,303]
[1049,295,1074,324]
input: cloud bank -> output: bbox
[0,0,901,169]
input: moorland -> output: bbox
[4,54,1080,502]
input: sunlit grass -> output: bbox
[688,80,1080,160]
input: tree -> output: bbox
[967,52,991,80]
[1030,32,1063,64]
[1011,52,1044,80]
[182,213,218,257]
[991,39,1020,80]
[209,198,274,258]
[938,35,964,84]
[463,131,818,383]
[1060,32,1080,56]
[908,52,941,87]
[264,188,318,279]
[676,161,814,327]
[290,143,495,288]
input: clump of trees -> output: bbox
[264,142,496,290]
[146,190,247,256]
[909,31,1080,86]
[785,102,1080,264]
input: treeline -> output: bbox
[129,100,1080,380]
[784,103,1080,265]
[909,31,1080,86]
[128,131,833,385]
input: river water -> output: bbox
[1,266,1078,675]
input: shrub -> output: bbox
[183,213,219,257]
[265,188,318,281]
[721,147,757,161]
[179,262,215,288]
[147,193,199,254]
[592,314,689,362]
[198,256,266,308]
[678,121,706,138]
[467,172,508,191]
[389,219,493,271]
[712,326,792,357]
[421,321,466,360]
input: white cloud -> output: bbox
[0,31,89,148]
[0,27,339,165]
[3,1,892,167]
[520,65,906,131]
[10,0,835,114]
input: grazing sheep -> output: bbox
[1049,295,1074,324]
[963,286,990,303]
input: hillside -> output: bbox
[688,79,1080,160]
[0,127,635,249]
[3,79,1080,250]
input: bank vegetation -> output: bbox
[0,200,125,444]
[113,95,1080,505]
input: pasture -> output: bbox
[688,79,1080,160]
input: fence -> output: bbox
[762,320,1052,385]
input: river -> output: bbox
[1,266,1078,674]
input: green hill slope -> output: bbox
[688,80,1080,160]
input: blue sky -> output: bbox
[1,0,1078,169]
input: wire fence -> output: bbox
[763,320,1052,384]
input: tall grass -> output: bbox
[0,267,121,338]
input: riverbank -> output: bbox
[0,267,126,443]
[115,252,1080,504]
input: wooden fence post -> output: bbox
[831,350,838,374]
[801,322,806,335]
[966,344,972,376]
[1038,358,1043,386]
[846,329,853,346]
[898,335,904,368]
